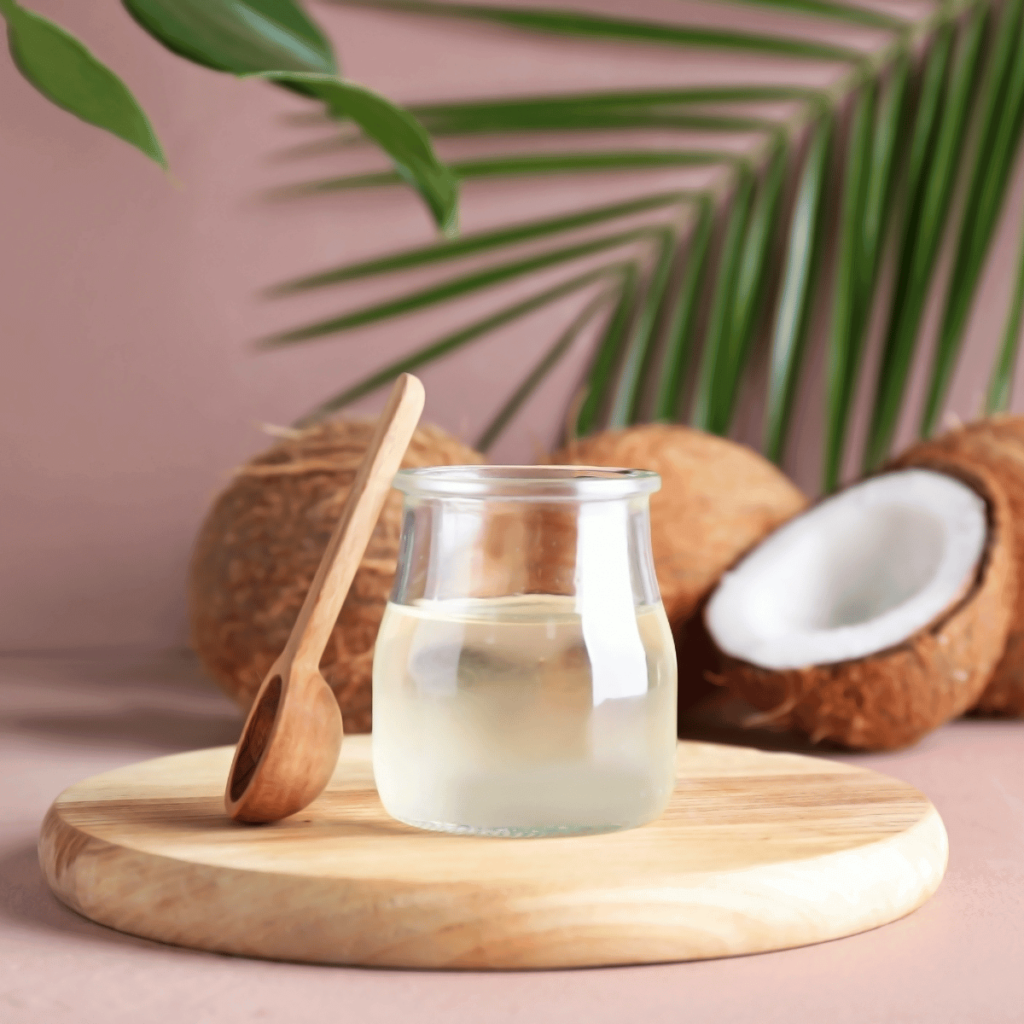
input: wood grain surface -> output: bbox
[39,737,948,969]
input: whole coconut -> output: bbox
[551,425,807,717]
[894,415,1024,714]
[189,420,484,731]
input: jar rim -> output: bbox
[394,465,661,500]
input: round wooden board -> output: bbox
[39,737,947,970]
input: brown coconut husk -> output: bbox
[189,420,484,731]
[893,416,1024,715]
[714,457,1016,750]
[551,425,807,717]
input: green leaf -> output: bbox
[820,57,908,487]
[858,52,909,312]
[694,148,787,437]
[864,16,984,470]
[261,72,457,234]
[477,287,619,451]
[763,116,831,463]
[730,0,906,30]
[264,226,668,346]
[2,0,165,167]
[296,264,628,424]
[924,0,1024,435]
[713,143,787,433]
[691,170,756,431]
[409,85,821,122]
[415,107,776,136]
[574,265,641,435]
[823,84,875,492]
[279,149,741,195]
[608,228,678,426]
[122,0,335,75]
[652,200,714,421]
[270,191,693,292]
[334,0,864,62]
[986,200,1024,414]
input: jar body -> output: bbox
[372,467,677,837]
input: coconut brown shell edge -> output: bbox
[712,457,1016,750]
[895,417,1024,715]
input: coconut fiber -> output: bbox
[189,420,483,732]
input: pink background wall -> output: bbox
[3,0,1024,652]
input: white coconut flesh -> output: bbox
[705,469,988,670]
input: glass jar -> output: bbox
[372,466,677,837]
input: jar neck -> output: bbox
[391,494,661,608]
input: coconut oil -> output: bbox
[373,594,677,837]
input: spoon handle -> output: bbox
[286,373,425,671]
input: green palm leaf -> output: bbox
[270,192,693,292]
[764,116,831,463]
[277,149,742,195]
[714,143,787,434]
[265,0,1024,462]
[821,55,909,488]
[924,0,1024,435]
[730,0,906,29]
[986,200,1024,414]
[409,85,823,120]
[864,12,984,470]
[692,145,786,436]
[411,108,777,135]
[608,228,678,426]
[299,263,633,425]
[823,83,876,492]
[691,170,757,432]
[477,287,620,450]
[574,263,642,435]
[653,200,715,421]
[334,0,865,61]
[264,225,678,346]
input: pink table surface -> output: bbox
[1,650,1022,1024]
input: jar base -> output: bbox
[388,814,655,838]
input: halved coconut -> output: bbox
[895,417,1024,714]
[707,462,1014,749]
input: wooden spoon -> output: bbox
[225,373,426,823]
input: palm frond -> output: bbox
[297,262,632,424]
[653,199,715,421]
[608,228,678,426]
[924,0,1024,435]
[270,191,694,293]
[263,226,670,345]
[691,169,757,432]
[824,82,877,492]
[575,264,642,435]
[764,116,831,463]
[864,15,984,470]
[276,149,743,196]
[268,0,1024,477]
[987,197,1024,414]
[335,0,866,62]
[477,287,619,450]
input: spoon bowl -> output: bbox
[225,664,342,823]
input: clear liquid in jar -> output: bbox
[372,594,677,837]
